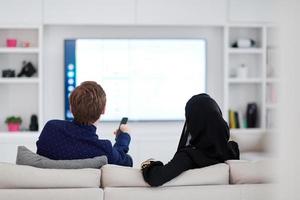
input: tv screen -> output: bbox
[65,39,206,121]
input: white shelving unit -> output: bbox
[224,24,278,134]
[0,48,40,53]
[228,78,262,84]
[265,26,279,133]
[0,77,40,84]
[228,48,264,54]
[0,26,43,135]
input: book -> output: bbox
[238,110,244,128]
[229,110,236,129]
[234,111,240,128]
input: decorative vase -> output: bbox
[6,39,17,47]
[237,64,248,78]
[246,103,258,128]
[7,123,20,132]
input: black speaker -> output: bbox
[29,114,38,131]
[246,103,257,128]
[2,69,15,77]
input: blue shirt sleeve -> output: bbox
[113,132,131,153]
[105,132,133,167]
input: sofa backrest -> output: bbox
[226,160,275,184]
[0,160,274,189]
[230,132,268,153]
[101,163,229,187]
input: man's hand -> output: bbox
[119,124,129,133]
[114,124,130,136]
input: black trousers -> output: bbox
[142,151,197,187]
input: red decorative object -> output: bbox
[7,123,20,132]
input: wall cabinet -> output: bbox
[43,0,136,25]
[0,0,42,25]
[136,0,227,25]
[228,0,275,23]
[0,0,275,26]
[44,0,228,26]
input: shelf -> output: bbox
[0,48,39,54]
[0,131,39,135]
[0,78,39,84]
[266,104,278,109]
[0,26,41,29]
[266,128,279,133]
[0,131,40,139]
[228,48,263,54]
[266,78,279,83]
[0,131,39,143]
[228,78,262,84]
[230,128,266,134]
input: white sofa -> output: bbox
[101,161,274,200]
[0,160,275,200]
[0,132,275,200]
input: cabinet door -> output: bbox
[229,0,275,22]
[43,0,135,25]
[136,0,227,25]
[0,0,42,25]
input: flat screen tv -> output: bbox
[65,39,206,121]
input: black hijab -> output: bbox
[177,94,239,166]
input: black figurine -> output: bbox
[17,61,37,77]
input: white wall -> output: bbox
[0,0,275,26]
[43,25,224,166]
[277,0,300,199]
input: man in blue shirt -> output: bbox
[36,81,132,167]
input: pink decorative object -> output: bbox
[7,123,20,132]
[6,39,17,47]
[21,41,30,48]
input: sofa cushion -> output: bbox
[0,188,103,200]
[226,160,275,184]
[104,184,275,200]
[0,162,101,189]
[240,152,273,161]
[104,185,240,200]
[16,146,108,169]
[101,163,229,187]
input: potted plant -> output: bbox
[5,116,22,132]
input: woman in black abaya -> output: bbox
[141,93,240,187]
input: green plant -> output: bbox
[5,116,22,124]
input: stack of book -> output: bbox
[228,110,245,129]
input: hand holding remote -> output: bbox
[119,124,129,134]
[114,117,129,136]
